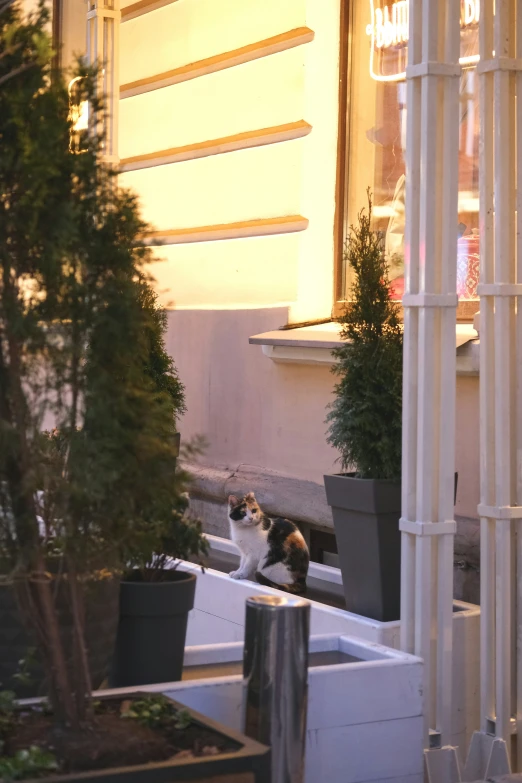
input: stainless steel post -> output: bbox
[242,594,310,783]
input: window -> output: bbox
[334,0,480,321]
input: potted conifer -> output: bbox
[0,4,271,780]
[324,192,403,622]
[110,286,208,688]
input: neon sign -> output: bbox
[366,1,408,50]
[366,0,480,81]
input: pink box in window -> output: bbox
[457,230,480,299]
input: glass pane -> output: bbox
[344,0,480,301]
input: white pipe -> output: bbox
[516,1,522,764]
[474,0,522,769]
[478,0,496,739]
[401,0,460,756]
[400,0,422,661]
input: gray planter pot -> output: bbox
[110,569,196,688]
[323,473,401,622]
[324,472,459,622]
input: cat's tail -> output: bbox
[255,571,307,595]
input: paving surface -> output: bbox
[471,776,522,782]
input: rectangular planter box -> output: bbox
[21,633,421,782]
[181,535,480,758]
[18,693,269,783]
[144,633,424,783]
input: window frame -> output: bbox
[332,0,480,323]
[51,0,63,70]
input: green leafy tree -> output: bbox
[326,191,403,480]
[0,0,204,732]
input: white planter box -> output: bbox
[19,637,422,783]
[113,633,423,783]
[180,534,480,758]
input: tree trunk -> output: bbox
[67,561,93,723]
[0,306,80,727]
[29,559,79,727]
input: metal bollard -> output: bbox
[242,594,310,783]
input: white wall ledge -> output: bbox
[249,322,479,374]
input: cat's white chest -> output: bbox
[229,522,266,559]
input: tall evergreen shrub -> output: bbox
[0,0,203,731]
[326,191,403,480]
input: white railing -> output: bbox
[463,0,522,779]
[400,0,461,779]
[86,0,120,164]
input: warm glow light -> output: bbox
[68,77,89,152]
[458,192,480,213]
[365,1,408,51]
[367,0,480,82]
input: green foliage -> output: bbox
[11,650,37,689]
[121,695,192,731]
[0,0,205,726]
[0,690,16,715]
[139,285,186,419]
[0,689,16,739]
[0,682,56,780]
[0,746,58,781]
[326,191,403,480]
[0,667,56,779]
[173,709,192,731]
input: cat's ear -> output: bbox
[228,494,239,506]
[245,492,256,502]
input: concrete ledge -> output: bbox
[183,460,334,529]
[250,322,477,349]
[249,322,479,374]
[185,460,480,542]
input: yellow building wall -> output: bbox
[116,0,481,525]
[118,0,341,320]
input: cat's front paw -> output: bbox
[229,570,244,579]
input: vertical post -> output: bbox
[86,0,120,165]
[400,0,461,779]
[242,595,310,783]
[463,0,522,779]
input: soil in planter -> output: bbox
[3,697,241,775]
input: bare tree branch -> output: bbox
[0,0,16,16]
[0,43,22,62]
[0,60,36,88]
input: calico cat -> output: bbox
[227,492,309,595]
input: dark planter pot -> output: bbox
[324,473,402,622]
[324,471,459,623]
[0,574,120,698]
[20,694,270,783]
[111,569,196,688]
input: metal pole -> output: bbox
[242,595,310,783]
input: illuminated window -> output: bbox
[340,0,480,312]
